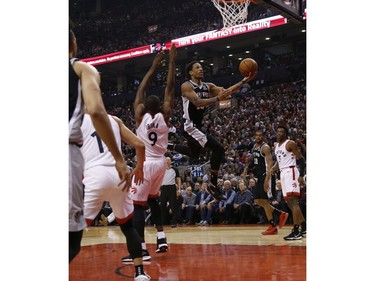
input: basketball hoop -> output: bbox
[211,0,254,28]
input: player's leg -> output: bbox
[281,167,305,240]
[131,173,152,256]
[254,175,278,234]
[69,144,86,263]
[168,130,203,159]
[109,188,150,279]
[204,134,225,186]
[149,161,169,253]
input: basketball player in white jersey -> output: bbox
[168,61,256,201]
[69,29,128,263]
[81,113,150,281]
[265,125,306,240]
[122,44,177,263]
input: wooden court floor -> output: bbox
[69,224,306,281]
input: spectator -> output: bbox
[182,186,197,225]
[194,182,212,226]
[218,180,237,224]
[232,180,253,224]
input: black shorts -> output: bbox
[253,174,269,200]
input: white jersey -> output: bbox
[274,140,296,170]
[136,112,168,159]
[80,114,121,170]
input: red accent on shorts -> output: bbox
[115,211,134,224]
[133,200,148,206]
[291,167,296,180]
[148,194,159,199]
[284,192,300,199]
[85,218,93,227]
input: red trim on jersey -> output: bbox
[291,167,296,180]
[148,193,159,199]
[133,200,148,206]
[284,192,300,199]
[85,218,93,227]
[115,211,134,224]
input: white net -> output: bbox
[211,0,252,28]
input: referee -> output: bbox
[160,157,181,227]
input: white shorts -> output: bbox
[184,120,208,147]
[131,157,166,205]
[83,165,134,224]
[280,166,300,199]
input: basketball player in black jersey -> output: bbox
[169,61,256,201]
[251,130,288,235]
[69,29,129,263]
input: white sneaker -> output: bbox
[202,220,208,226]
[134,273,151,281]
[197,220,204,225]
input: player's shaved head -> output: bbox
[144,95,160,115]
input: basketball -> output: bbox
[239,58,258,77]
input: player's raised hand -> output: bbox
[242,71,257,83]
[131,164,144,186]
[169,43,177,61]
[152,50,165,68]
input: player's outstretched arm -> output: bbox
[77,61,128,187]
[181,82,219,107]
[161,44,176,124]
[112,115,146,188]
[134,51,165,125]
[212,71,257,101]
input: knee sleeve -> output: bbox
[119,219,142,259]
[69,230,83,263]
[148,198,162,227]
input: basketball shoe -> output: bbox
[156,237,168,253]
[261,224,278,235]
[134,273,150,281]
[283,225,303,240]
[122,249,151,263]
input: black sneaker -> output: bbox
[156,237,168,253]
[207,182,227,201]
[283,226,303,240]
[121,249,151,263]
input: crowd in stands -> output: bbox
[70,0,277,58]
[71,0,306,227]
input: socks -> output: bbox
[135,265,145,277]
[141,242,147,250]
[157,231,166,239]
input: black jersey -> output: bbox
[252,142,268,177]
[182,80,211,128]
[69,58,84,145]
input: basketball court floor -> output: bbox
[69,224,306,281]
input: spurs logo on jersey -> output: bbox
[182,80,211,127]
[136,112,168,158]
[274,140,296,169]
[80,114,121,170]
